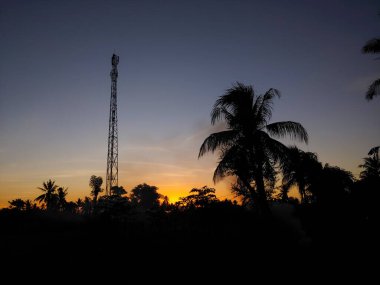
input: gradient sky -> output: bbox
[1,0,379,207]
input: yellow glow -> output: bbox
[288,186,301,200]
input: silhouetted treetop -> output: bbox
[111,185,127,196]
[130,183,162,210]
[178,186,218,208]
[359,147,380,180]
[8,199,25,210]
[89,175,103,202]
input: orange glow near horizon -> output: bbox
[0,161,234,208]
[0,173,302,209]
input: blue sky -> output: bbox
[0,0,379,205]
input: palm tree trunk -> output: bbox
[256,170,272,216]
[254,150,272,216]
[241,178,259,206]
[299,181,305,203]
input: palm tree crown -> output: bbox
[35,179,58,210]
[199,82,308,213]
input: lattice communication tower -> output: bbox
[106,54,119,195]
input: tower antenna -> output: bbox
[106,54,119,195]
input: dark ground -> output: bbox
[0,205,377,280]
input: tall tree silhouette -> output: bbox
[199,82,308,214]
[362,36,380,100]
[35,179,58,210]
[89,176,103,203]
[282,146,322,203]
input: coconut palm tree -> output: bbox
[35,179,58,210]
[362,38,380,100]
[281,146,322,203]
[199,82,308,214]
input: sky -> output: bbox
[0,0,379,207]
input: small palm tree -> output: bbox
[57,187,68,211]
[359,146,380,180]
[35,179,58,210]
[199,82,308,214]
[282,146,322,203]
[362,37,380,100]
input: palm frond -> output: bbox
[366,78,380,100]
[35,194,45,202]
[362,38,380,54]
[368,146,380,156]
[221,108,236,127]
[266,121,308,143]
[256,88,280,123]
[359,154,380,179]
[198,130,238,158]
[251,93,263,118]
[213,162,228,183]
[213,153,234,183]
[37,187,47,192]
[211,106,222,125]
[213,145,247,183]
[262,134,289,165]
